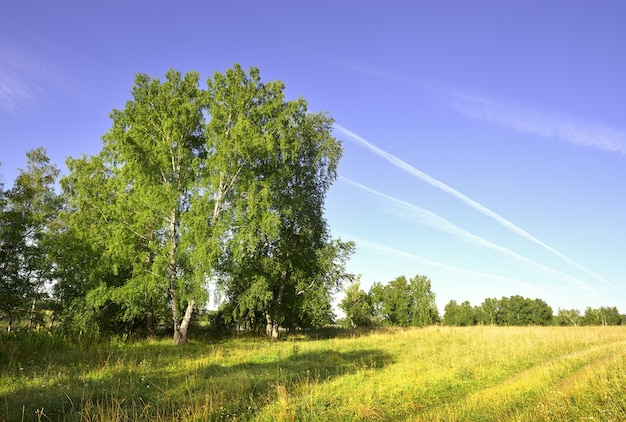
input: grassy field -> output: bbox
[1,326,625,421]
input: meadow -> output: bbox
[1,326,625,421]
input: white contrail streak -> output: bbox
[342,62,626,156]
[334,124,619,291]
[341,176,592,290]
[453,97,626,156]
[334,231,543,294]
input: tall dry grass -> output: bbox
[1,326,624,421]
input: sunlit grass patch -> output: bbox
[1,326,625,421]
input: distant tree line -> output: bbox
[443,296,553,326]
[340,280,625,328]
[0,65,355,343]
[554,306,624,326]
[443,298,625,327]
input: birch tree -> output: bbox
[63,71,206,343]
[198,65,353,338]
[0,150,60,331]
[61,65,352,343]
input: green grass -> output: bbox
[1,326,625,421]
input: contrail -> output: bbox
[341,62,626,156]
[334,231,544,295]
[453,96,626,156]
[341,176,593,291]
[334,124,619,291]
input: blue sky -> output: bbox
[2,1,625,313]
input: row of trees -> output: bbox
[340,280,625,328]
[339,275,440,328]
[443,298,625,327]
[443,296,553,326]
[554,306,624,326]
[0,65,355,343]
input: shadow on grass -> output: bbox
[187,324,398,342]
[0,334,392,421]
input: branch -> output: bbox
[296,278,317,296]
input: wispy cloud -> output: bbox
[0,65,42,112]
[344,62,626,156]
[340,176,592,290]
[0,44,75,113]
[334,124,619,291]
[453,95,626,156]
[335,231,544,295]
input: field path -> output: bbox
[415,338,626,421]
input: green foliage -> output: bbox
[381,276,412,326]
[472,296,553,326]
[499,295,553,326]
[443,300,477,326]
[408,274,439,326]
[353,274,439,328]
[554,308,582,326]
[57,65,351,342]
[480,297,500,325]
[59,70,205,343]
[199,65,353,337]
[0,149,60,331]
[444,296,557,327]
[339,279,373,327]
[581,306,623,326]
[367,281,386,326]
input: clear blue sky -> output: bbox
[2,1,625,314]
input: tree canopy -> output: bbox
[340,274,439,328]
[55,65,353,343]
[0,149,60,332]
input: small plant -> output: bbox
[34,407,47,421]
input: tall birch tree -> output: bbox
[63,71,206,343]
[199,65,353,338]
[0,149,60,331]
[61,65,352,343]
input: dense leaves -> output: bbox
[53,65,352,342]
[581,306,624,326]
[0,150,60,331]
[198,66,354,338]
[443,296,554,326]
[58,70,206,343]
[340,274,439,328]
[443,300,477,326]
[339,280,373,328]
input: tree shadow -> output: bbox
[250,325,400,342]
[0,340,393,420]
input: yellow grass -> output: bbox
[1,326,625,420]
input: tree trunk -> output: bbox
[145,298,155,339]
[145,253,156,338]
[48,311,55,331]
[174,300,195,345]
[265,313,279,341]
[265,275,286,341]
[27,298,37,331]
[169,269,179,343]
[167,207,184,345]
